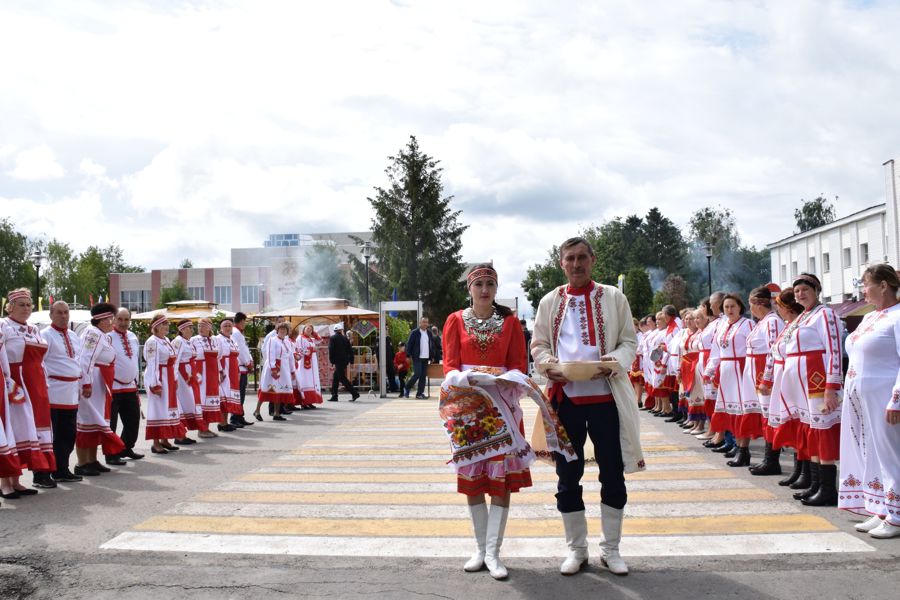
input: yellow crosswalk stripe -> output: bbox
[136,514,837,537]
[240,469,735,483]
[193,488,777,505]
[270,455,705,469]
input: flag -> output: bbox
[0,297,5,315]
[617,273,625,292]
[38,297,43,311]
[389,288,398,317]
[99,294,105,303]
[49,295,54,305]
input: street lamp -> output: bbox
[29,249,46,305]
[704,242,713,297]
[360,241,373,309]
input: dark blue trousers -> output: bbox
[553,395,627,512]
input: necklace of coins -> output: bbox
[463,307,504,358]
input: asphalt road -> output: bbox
[1,389,897,600]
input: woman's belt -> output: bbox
[786,350,825,357]
[49,375,80,382]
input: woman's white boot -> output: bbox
[464,503,488,572]
[484,504,509,579]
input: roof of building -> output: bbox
[767,203,886,249]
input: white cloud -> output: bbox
[1,0,899,309]
[8,146,65,180]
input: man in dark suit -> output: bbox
[404,317,435,399]
[328,323,359,402]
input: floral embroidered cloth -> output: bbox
[439,367,576,471]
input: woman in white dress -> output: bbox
[838,264,900,538]
[143,314,187,454]
[296,324,324,408]
[254,322,294,421]
[172,320,208,444]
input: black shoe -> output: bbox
[789,461,812,489]
[151,447,169,454]
[273,415,287,421]
[52,470,83,483]
[350,393,360,402]
[801,464,838,506]
[32,473,57,488]
[711,443,734,454]
[665,414,681,423]
[750,446,782,476]
[173,438,194,446]
[328,397,338,402]
[723,446,739,459]
[702,439,720,448]
[74,464,101,476]
[727,447,752,467]
[238,416,253,426]
[230,420,246,428]
[15,487,39,495]
[0,490,21,499]
[282,407,294,414]
[779,454,802,486]
[105,456,127,466]
[90,461,112,472]
[793,463,821,500]
[120,448,144,460]
[218,424,236,432]
[415,394,426,399]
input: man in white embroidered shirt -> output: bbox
[532,236,645,577]
[108,308,144,461]
[41,301,83,485]
[230,312,254,427]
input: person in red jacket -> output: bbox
[393,342,410,396]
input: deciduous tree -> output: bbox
[794,195,836,233]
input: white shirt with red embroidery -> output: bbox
[232,328,253,373]
[110,327,139,392]
[558,285,612,402]
[41,324,82,409]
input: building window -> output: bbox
[791,261,798,279]
[240,285,259,304]
[780,264,787,281]
[187,286,205,300]
[843,247,851,266]
[860,243,869,264]
[120,290,150,313]
[822,253,830,273]
[808,256,816,274]
[214,286,232,305]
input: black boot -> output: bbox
[750,445,782,476]
[802,464,838,506]
[712,440,734,453]
[665,412,681,423]
[788,460,811,489]
[723,445,739,458]
[793,462,820,500]
[727,446,751,467]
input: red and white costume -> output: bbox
[779,304,843,461]
[736,311,784,439]
[76,325,126,456]
[232,327,253,377]
[217,333,243,416]
[1,317,54,472]
[295,333,324,406]
[110,327,139,395]
[0,329,22,477]
[762,319,801,453]
[699,315,723,418]
[42,324,81,413]
[705,317,753,434]
[653,320,680,403]
[839,304,900,524]
[628,331,644,387]
[143,335,187,440]
[677,329,701,419]
[258,336,295,404]
[641,327,662,408]
[190,333,223,423]
[172,336,206,431]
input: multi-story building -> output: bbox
[111,232,373,314]
[767,157,900,304]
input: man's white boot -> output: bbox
[599,504,628,575]
[560,510,589,575]
[464,503,488,572]
[484,504,509,580]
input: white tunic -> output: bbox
[259,335,295,402]
[76,325,122,449]
[41,325,82,409]
[738,312,784,417]
[110,327,140,392]
[558,289,611,401]
[172,335,204,427]
[707,317,753,418]
[838,304,900,524]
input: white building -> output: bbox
[767,158,900,304]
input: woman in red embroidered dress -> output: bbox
[0,323,24,499]
[143,314,187,454]
[441,264,531,580]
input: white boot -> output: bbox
[869,520,900,539]
[559,510,589,575]
[854,515,882,532]
[599,504,629,575]
[484,504,509,580]
[464,503,488,572]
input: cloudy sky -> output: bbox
[2,0,899,310]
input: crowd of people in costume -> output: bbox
[629,266,899,540]
[0,290,326,504]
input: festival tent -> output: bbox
[132,300,235,322]
[254,297,378,330]
[27,309,95,335]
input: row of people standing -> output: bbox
[631,268,899,538]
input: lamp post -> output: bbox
[360,241,373,309]
[704,242,713,297]
[29,249,46,305]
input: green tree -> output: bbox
[689,206,739,257]
[622,267,653,317]
[794,195,837,233]
[72,244,143,304]
[386,315,412,348]
[305,244,353,300]
[0,218,33,297]
[44,239,78,301]
[643,207,688,275]
[157,281,190,307]
[521,246,565,311]
[355,136,468,324]
[180,258,193,268]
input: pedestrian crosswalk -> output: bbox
[102,398,876,558]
